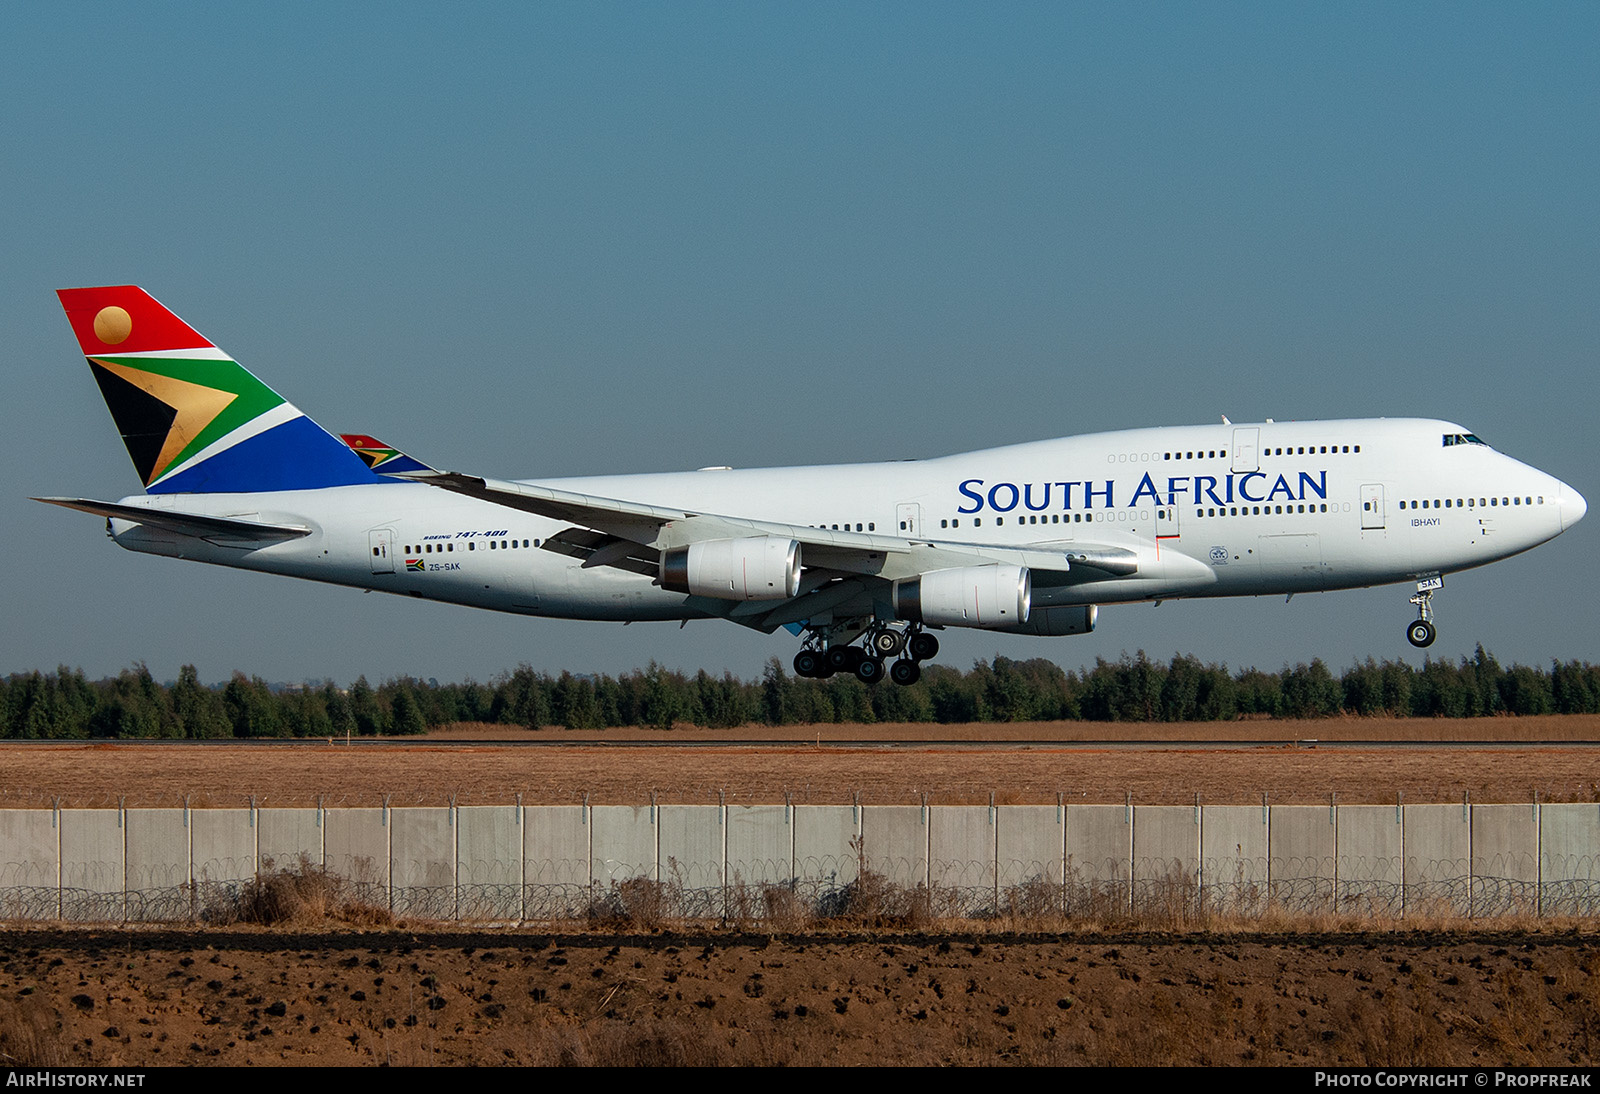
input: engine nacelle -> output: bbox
[659,536,802,601]
[993,604,1097,637]
[892,565,1031,629]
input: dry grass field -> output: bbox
[1,714,1597,808]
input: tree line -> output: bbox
[4,647,1600,739]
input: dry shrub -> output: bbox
[813,835,941,928]
[819,868,951,928]
[589,877,669,929]
[727,879,811,931]
[208,854,393,927]
[1349,972,1457,1066]
[1000,876,1063,927]
[1476,966,1553,1066]
[1130,872,1205,930]
[0,998,68,1067]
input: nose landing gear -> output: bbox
[1406,574,1442,648]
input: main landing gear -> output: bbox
[1406,574,1443,648]
[793,623,940,686]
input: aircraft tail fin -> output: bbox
[57,285,380,494]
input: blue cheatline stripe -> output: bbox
[148,415,388,494]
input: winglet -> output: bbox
[339,434,436,475]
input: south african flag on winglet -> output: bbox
[339,434,434,475]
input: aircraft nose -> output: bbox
[1560,483,1587,531]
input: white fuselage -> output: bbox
[105,418,1585,626]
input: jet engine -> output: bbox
[659,536,802,601]
[892,565,1031,628]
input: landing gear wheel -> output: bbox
[1407,619,1436,648]
[793,650,823,678]
[889,658,921,686]
[908,632,940,662]
[871,629,904,657]
[825,646,864,671]
[854,657,885,684]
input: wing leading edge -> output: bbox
[394,469,1152,631]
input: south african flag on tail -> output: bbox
[57,286,385,494]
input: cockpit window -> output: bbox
[1442,433,1489,448]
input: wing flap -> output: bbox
[541,527,660,577]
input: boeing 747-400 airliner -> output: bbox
[37,286,1587,685]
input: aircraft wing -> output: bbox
[32,497,311,547]
[397,471,1143,587]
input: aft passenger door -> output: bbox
[368,528,396,573]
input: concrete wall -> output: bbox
[1335,805,1404,917]
[393,806,457,919]
[59,810,123,922]
[324,807,388,907]
[257,808,321,873]
[524,805,590,919]
[1268,805,1337,914]
[1133,805,1200,914]
[0,810,58,919]
[1066,805,1130,913]
[793,805,859,908]
[454,805,520,921]
[659,805,725,918]
[1200,805,1269,917]
[864,805,928,889]
[726,805,792,889]
[190,809,254,887]
[996,804,1064,917]
[124,808,189,922]
[931,806,996,915]
[1403,803,1471,917]
[590,804,657,920]
[1471,803,1541,916]
[3,800,1599,924]
[1540,803,1600,916]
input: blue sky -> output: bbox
[5,3,1596,686]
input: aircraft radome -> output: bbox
[38,286,1588,686]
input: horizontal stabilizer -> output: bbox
[32,497,311,546]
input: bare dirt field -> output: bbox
[4,716,1599,1067]
[2,927,1598,1066]
[2,714,1598,808]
